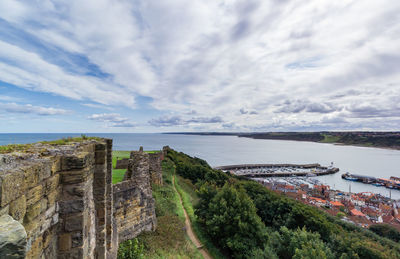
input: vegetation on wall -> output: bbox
[117,158,202,259]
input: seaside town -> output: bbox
[220,164,400,231]
[254,177,400,230]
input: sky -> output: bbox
[0,0,399,133]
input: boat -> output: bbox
[342,173,359,181]
[372,182,384,187]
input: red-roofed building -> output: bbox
[350,209,366,217]
[309,197,328,207]
[330,201,344,208]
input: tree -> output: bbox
[369,224,400,242]
[271,226,334,259]
[199,184,268,258]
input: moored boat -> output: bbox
[342,173,359,181]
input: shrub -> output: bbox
[117,238,144,259]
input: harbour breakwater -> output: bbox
[0,139,163,259]
[215,163,339,177]
[342,173,400,191]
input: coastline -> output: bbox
[165,132,400,152]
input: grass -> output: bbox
[145,150,160,154]
[112,150,130,184]
[0,143,33,154]
[0,135,101,154]
[39,135,101,145]
[133,159,203,259]
[320,134,341,143]
[175,176,227,259]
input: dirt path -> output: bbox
[173,175,212,259]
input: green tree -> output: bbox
[369,224,400,242]
[272,227,334,259]
[200,184,268,258]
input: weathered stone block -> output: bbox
[0,170,25,207]
[60,199,84,215]
[42,229,54,249]
[59,233,71,251]
[24,165,39,189]
[44,205,56,219]
[40,198,48,214]
[51,156,62,174]
[65,214,84,232]
[95,150,106,164]
[61,169,91,184]
[47,189,59,208]
[25,201,42,222]
[71,231,83,248]
[9,195,26,222]
[23,218,39,238]
[61,153,93,171]
[38,161,52,181]
[62,185,85,200]
[26,184,43,207]
[26,236,43,259]
[43,237,57,259]
[44,174,60,195]
[58,247,83,259]
[0,214,27,259]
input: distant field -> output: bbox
[112,150,130,184]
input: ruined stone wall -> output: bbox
[0,140,163,259]
[113,150,163,243]
[114,158,129,169]
[149,152,163,186]
[0,140,115,258]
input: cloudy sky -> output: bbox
[0,0,399,132]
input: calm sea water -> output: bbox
[1,133,399,199]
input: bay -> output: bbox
[1,133,399,199]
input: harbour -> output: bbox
[215,163,339,177]
[342,173,400,190]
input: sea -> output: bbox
[1,133,399,199]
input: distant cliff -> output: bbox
[238,132,400,149]
[167,131,400,150]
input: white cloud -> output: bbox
[88,113,135,127]
[0,102,68,115]
[0,0,400,130]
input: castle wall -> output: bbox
[113,150,162,243]
[149,153,163,186]
[0,140,163,259]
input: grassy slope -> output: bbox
[135,159,203,259]
[112,151,130,184]
[175,176,227,259]
[320,134,341,143]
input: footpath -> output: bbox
[173,175,212,259]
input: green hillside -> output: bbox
[164,148,400,259]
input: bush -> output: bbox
[369,224,400,242]
[117,239,144,259]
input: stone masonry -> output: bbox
[0,139,163,258]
